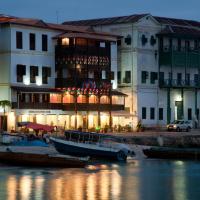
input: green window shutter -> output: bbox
[150,72,158,84]
[142,107,146,119]
[159,108,163,120]
[142,71,147,83]
[150,107,155,120]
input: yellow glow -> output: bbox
[88,115,94,128]
[100,171,109,200]
[19,176,32,200]
[34,176,44,200]
[87,174,96,200]
[36,114,46,124]
[100,113,109,128]
[62,38,70,45]
[21,114,29,122]
[7,176,17,200]
[7,111,15,131]
[73,176,84,200]
[111,170,121,199]
[76,64,81,69]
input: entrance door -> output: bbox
[175,101,183,120]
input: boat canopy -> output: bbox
[64,130,122,143]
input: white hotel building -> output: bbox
[0,14,127,131]
[64,14,200,128]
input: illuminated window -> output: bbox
[112,96,124,105]
[77,95,86,103]
[63,93,74,103]
[62,38,70,45]
[100,96,110,104]
[89,95,98,104]
[50,94,62,103]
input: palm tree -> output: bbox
[0,100,11,131]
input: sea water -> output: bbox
[0,159,200,200]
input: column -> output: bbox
[167,88,171,124]
[181,88,184,119]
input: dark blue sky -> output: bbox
[0,0,199,23]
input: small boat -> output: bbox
[0,147,88,167]
[1,133,48,147]
[50,130,134,161]
[143,146,200,160]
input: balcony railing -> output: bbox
[159,47,200,68]
[12,102,124,112]
[55,45,110,57]
[56,78,111,88]
[159,79,200,88]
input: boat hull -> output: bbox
[143,147,200,160]
[51,138,127,161]
[0,151,87,168]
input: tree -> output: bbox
[0,100,11,131]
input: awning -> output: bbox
[111,90,128,96]
[11,86,63,93]
[19,122,55,132]
[53,32,117,42]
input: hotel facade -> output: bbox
[64,14,200,128]
[0,15,127,131]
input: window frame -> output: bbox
[16,31,23,49]
[42,34,48,51]
[159,108,163,120]
[29,33,36,50]
[150,107,155,120]
[142,107,146,119]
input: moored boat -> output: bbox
[0,147,88,167]
[50,130,134,161]
[143,146,200,160]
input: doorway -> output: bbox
[175,101,183,120]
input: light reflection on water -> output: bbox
[1,160,200,200]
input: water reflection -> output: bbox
[2,160,200,200]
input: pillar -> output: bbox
[167,88,171,124]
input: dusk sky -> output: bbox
[0,0,199,23]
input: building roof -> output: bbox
[63,14,200,30]
[111,90,128,96]
[63,14,148,26]
[157,25,200,38]
[0,14,119,39]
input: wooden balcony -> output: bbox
[12,102,124,112]
[55,78,111,88]
[159,47,200,68]
[55,45,110,57]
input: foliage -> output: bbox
[0,100,11,114]
[0,100,11,131]
[136,120,144,132]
